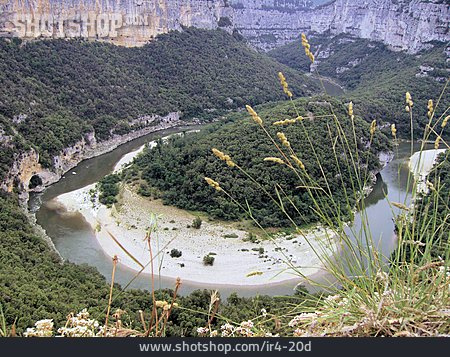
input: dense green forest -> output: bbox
[121,97,391,228]
[0,28,318,174]
[269,34,449,137]
[0,191,309,335]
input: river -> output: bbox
[28,121,432,298]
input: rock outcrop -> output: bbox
[2,112,182,192]
[0,0,448,52]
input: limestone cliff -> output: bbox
[2,112,182,192]
[0,0,448,52]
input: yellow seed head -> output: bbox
[405,92,413,108]
[278,72,293,97]
[277,132,290,148]
[205,177,222,191]
[348,102,354,117]
[246,105,263,125]
[427,99,434,118]
[405,105,410,113]
[290,155,305,170]
[212,148,235,168]
[442,115,449,128]
[392,202,410,211]
[434,136,441,150]
[370,120,377,136]
[273,118,297,126]
[301,33,314,63]
[212,148,226,161]
[155,300,168,308]
[264,157,285,165]
[391,124,397,137]
[278,72,286,83]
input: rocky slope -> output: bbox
[0,0,448,52]
[1,112,182,193]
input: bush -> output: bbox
[170,249,182,258]
[223,233,239,239]
[192,217,202,229]
[203,255,215,266]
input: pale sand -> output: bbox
[53,137,337,286]
[409,149,447,194]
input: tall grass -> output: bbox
[202,34,449,336]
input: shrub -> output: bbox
[170,249,182,258]
[203,255,215,266]
[192,217,202,229]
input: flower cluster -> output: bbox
[198,321,257,337]
[196,327,209,336]
[235,320,254,337]
[23,319,54,337]
[57,309,104,337]
[301,33,315,63]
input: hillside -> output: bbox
[118,97,391,228]
[0,28,318,180]
[269,34,450,136]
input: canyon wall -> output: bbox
[0,0,448,52]
[1,112,182,192]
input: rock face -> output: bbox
[0,0,450,52]
[2,112,182,192]
[0,0,448,52]
[0,0,230,47]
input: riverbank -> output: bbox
[19,122,200,260]
[55,186,336,286]
[53,135,337,286]
[409,148,447,193]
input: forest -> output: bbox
[0,28,318,173]
[0,190,312,335]
[269,34,450,137]
[121,96,392,228]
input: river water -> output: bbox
[29,124,429,297]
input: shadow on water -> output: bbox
[30,122,430,297]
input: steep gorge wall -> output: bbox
[0,0,230,47]
[232,0,450,52]
[0,0,448,52]
[1,112,182,193]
